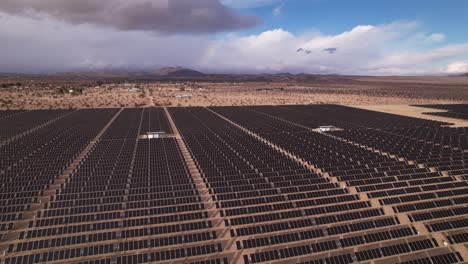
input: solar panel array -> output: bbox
[1,104,467,264]
[0,109,118,257]
[416,104,468,120]
[0,110,74,142]
[140,108,173,134]
[206,105,467,263]
[0,110,26,121]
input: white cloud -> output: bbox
[0,13,209,73]
[273,5,283,16]
[0,13,467,76]
[369,44,468,69]
[200,29,299,72]
[425,33,445,43]
[199,22,468,75]
[443,61,468,74]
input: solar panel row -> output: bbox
[206,105,467,263]
[140,108,173,134]
[0,110,26,120]
[0,109,74,142]
[0,109,118,242]
[416,104,468,121]
[2,107,224,263]
[1,104,467,264]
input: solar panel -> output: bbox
[1,105,467,263]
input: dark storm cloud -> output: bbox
[0,0,261,34]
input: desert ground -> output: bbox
[0,76,467,110]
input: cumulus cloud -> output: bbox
[369,44,468,69]
[0,0,260,34]
[443,61,468,74]
[200,29,299,72]
[199,22,468,75]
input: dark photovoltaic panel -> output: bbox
[101,108,143,140]
[252,104,449,129]
[2,107,224,264]
[0,109,118,252]
[0,110,26,120]
[0,109,74,141]
[1,105,467,264]
[140,107,173,134]
[208,104,467,263]
[416,104,468,120]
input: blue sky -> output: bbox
[0,0,467,75]
[239,0,468,42]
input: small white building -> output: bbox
[140,131,166,139]
[318,126,340,132]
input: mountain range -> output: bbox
[2,67,467,82]
[150,66,205,77]
[57,67,205,79]
[51,67,362,84]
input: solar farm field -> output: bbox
[415,104,468,121]
[0,105,467,264]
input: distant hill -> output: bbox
[3,68,468,80]
[5,67,363,84]
[41,70,366,85]
[56,67,205,79]
[151,66,205,77]
[58,70,150,78]
[0,72,36,77]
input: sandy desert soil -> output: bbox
[0,76,467,110]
